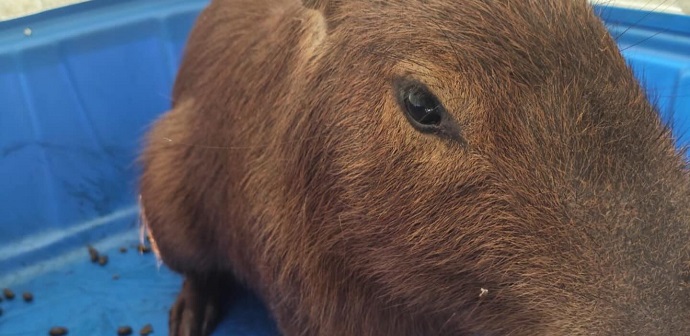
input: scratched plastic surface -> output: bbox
[0,231,279,336]
[0,1,688,335]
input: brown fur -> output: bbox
[139,0,690,335]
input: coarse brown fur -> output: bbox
[138,0,690,335]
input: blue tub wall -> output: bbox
[0,1,689,278]
[0,0,208,276]
[595,5,690,146]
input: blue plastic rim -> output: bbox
[593,5,690,148]
[0,1,688,335]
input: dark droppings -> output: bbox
[119,247,128,253]
[112,274,120,280]
[98,255,109,266]
[22,292,33,302]
[117,326,133,335]
[87,245,99,262]
[139,324,153,335]
[137,244,151,254]
[2,288,14,300]
[48,326,68,335]
[0,307,3,316]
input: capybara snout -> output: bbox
[139,0,690,335]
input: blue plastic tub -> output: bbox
[0,1,688,335]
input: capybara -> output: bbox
[138,0,690,335]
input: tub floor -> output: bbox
[0,231,279,336]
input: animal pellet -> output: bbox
[112,274,120,280]
[119,247,128,253]
[87,245,99,262]
[3,288,14,300]
[22,292,33,302]
[139,324,154,335]
[98,255,109,266]
[0,307,3,316]
[137,244,151,254]
[117,326,133,335]
[48,326,68,335]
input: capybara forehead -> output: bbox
[327,0,604,66]
[315,0,654,163]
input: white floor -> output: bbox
[0,0,88,21]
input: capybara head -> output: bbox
[139,0,690,335]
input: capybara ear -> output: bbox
[302,0,341,29]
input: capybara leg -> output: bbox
[169,273,235,336]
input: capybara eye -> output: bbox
[395,79,447,133]
[403,85,443,126]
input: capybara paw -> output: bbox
[168,277,227,336]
